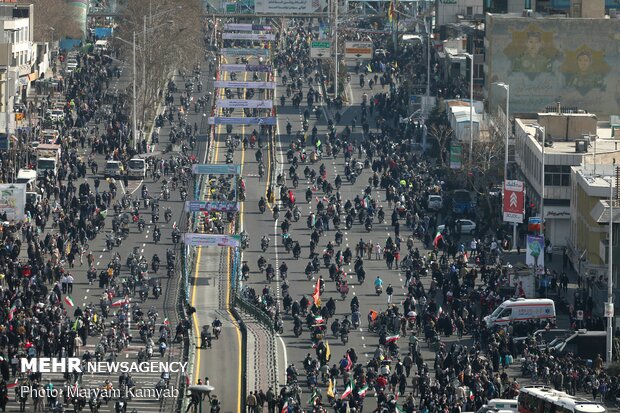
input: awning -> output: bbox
[27,72,38,82]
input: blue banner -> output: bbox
[221,48,269,57]
[192,164,241,175]
[207,117,276,125]
[185,201,240,212]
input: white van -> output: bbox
[476,399,518,413]
[484,298,555,328]
[16,169,38,191]
[127,158,146,179]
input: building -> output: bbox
[513,112,620,247]
[485,5,620,116]
[570,164,620,316]
[435,0,484,27]
[0,3,35,137]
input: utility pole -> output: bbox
[334,0,339,99]
[607,167,615,366]
[467,53,473,173]
[132,31,137,151]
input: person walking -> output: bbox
[386,284,394,304]
[246,391,257,413]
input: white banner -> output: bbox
[0,184,26,220]
[220,64,272,72]
[216,99,273,109]
[223,24,273,31]
[183,234,240,247]
[214,81,276,89]
[344,41,374,60]
[221,48,269,57]
[255,0,325,14]
[222,33,276,41]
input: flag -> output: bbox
[72,318,79,331]
[341,378,354,399]
[388,0,395,23]
[307,388,320,405]
[345,353,353,371]
[312,277,321,306]
[164,318,170,326]
[326,378,335,398]
[111,297,131,307]
[463,251,469,262]
[325,340,331,361]
[469,389,475,401]
[395,405,406,413]
[281,401,290,413]
[385,334,400,344]
[314,315,324,324]
[433,231,443,248]
[7,303,17,321]
[6,378,18,389]
[437,306,444,316]
[357,384,369,397]
[64,295,75,307]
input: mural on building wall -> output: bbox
[504,24,559,78]
[486,16,620,116]
[560,45,609,94]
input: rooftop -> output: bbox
[521,120,617,155]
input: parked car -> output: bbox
[427,194,443,211]
[437,219,477,235]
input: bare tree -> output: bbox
[463,138,505,192]
[18,0,82,41]
[116,0,204,131]
[428,123,453,167]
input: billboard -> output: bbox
[344,41,373,60]
[449,143,462,169]
[223,24,273,31]
[254,0,325,14]
[221,48,269,57]
[213,81,276,89]
[222,33,276,41]
[503,180,525,223]
[192,164,241,175]
[215,99,273,109]
[207,117,277,126]
[183,234,240,247]
[185,201,240,213]
[0,184,26,220]
[485,15,620,116]
[220,64,272,72]
[526,235,545,274]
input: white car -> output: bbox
[437,219,477,235]
[427,194,443,211]
[48,109,64,122]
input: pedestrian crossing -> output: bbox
[5,322,179,413]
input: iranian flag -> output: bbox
[433,231,443,248]
[281,401,291,413]
[307,388,320,405]
[437,306,444,316]
[344,353,353,371]
[6,378,18,389]
[341,378,354,399]
[112,297,131,307]
[385,334,400,344]
[164,318,170,326]
[64,295,75,307]
[314,315,324,324]
[7,303,17,321]
[395,405,406,413]
[357,384,369,397]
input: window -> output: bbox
[500,308,512,318]
[545,165,571,187]
[467,6,473,15]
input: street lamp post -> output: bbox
[535,125,546,236]
[607,169,615,366]
[465,53,474,172]
[333,0,339,99]
[133,31,137,151]
[4,29,17,148]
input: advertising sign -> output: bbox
[221,48,269,57]
[183,234,241,247]
[223,24,273,31]
[0,184,26,220]
[185,201,240,213]
[192,164,241,175]
[215,99,273,109]
[213,81,276,89]
[449,143,462,169]
[310,41,330,58]
[503,180,525,223]
[526,235,545,273]
[344,41,373,60]
[220,64,272,72]
[222,33,276,41]
[255,0,325,14]
[208,117,277,126]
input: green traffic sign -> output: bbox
[311,41,330,48]
[226,3,236,12]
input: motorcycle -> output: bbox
[261,239,269,252]
[375,285,383,295]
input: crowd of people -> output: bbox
[234,19,618,413]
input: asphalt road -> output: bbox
[5,58,206,412]
[232,53,440,409]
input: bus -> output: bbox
[518,386,606,413]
